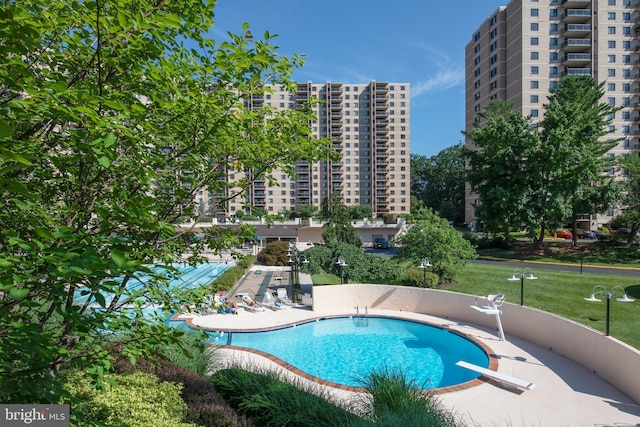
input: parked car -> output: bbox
[576,229,596,239]
[373,238,390,249]
[555,230,573,239]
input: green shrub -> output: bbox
[212,367,360,427]
[112,350,250,427]
[354,367,459,427]
[62,371,195,427]
[403,268,438,288]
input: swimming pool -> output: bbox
[213,316,489,389]
[73,261,232,312]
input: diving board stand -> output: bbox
[470,293,506,341]
[456,361,535,391]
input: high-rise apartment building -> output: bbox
[465,0,638,229]
[200,81,411,219]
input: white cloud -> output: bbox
[412,67,465,97]
[410,43,465,98]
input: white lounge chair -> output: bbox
[262,291,287,310]
[276,288,293,305]
[235,293,267,312]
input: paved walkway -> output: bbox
[177,265,640,426]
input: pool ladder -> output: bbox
[354,305,369,327]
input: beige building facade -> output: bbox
[465,0,638,230]
[198,81,410,220]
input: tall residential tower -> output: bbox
[465,0,638,229]
[200,81,411,219]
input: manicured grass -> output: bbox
[311,272,341,285]
[451,263,640,349]
[479,241,640,267]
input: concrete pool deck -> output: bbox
[175,266,640,426]
[179,307,640,426]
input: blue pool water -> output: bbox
[214,317,489,389]
[74,261,231,313]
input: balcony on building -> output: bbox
[561,0,592,8]
[333,143,343,151]
[329,84,343,95]
[375,135,388,142]
[375,158,388,165]
[376,198,389,205]
[331,174,343,182]
[562,9,592,23]
[561,53,592,66]
[376,174,388,181]
[563,23,592,37]
[562,68,592,77]
[375,102,388,110]
[562,38,592,52]
[375,143,389,151]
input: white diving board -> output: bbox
[456,361,535,391]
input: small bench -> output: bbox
[456,361,535,391]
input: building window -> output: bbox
[622,125,630,134]
[531,8,538,16]
[531,109,539,117]
[490,68,497,77]
[550,67,558,75]
[608,55,616,62]
[531,52,538,60]
[531,95,539,103]
[623,83,631,92]
[531,66,539,74]
[609,40,616,49]
[550,9,558,17]
[550,23,558,32]
[608,69,616,77]
[531,37,539,45]
[623,12,631,21]
[475,80,481,88]
[490,29,497,38]
[622,111,630,120]
[475,68,480,77]
[607,97,616,105]
[608,26,616,34]
[550,52,558,61]
[608,0,616,5]
[531,80,539,89]
[474,32,480,41]
[491,41,498,51]
[623,27,631,35]
[623,40,631,49]
[474,44,480,53]
[608,12,616,20]
[550,38,558,46]
[622,97,630,106]
[622,69,631,78]
[491,54,498,64]
[608,83,616,91]
[531,23,539,31]
[623,55,631,64]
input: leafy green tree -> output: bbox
[465,100,541,239]
[0,0,330,403]
[320,191,362,247]
[539,75,620,246]
[466,77,620,250]
[616,154,640,242]
[395,208,477,283]
[292,203,317,219]
[411,143,466,224]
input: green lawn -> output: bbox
[450,263,640,349]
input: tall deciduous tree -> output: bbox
[466,77,620,249]
[538,75,620,246]
[0,0,330,403]
[411,143,466,224]
[616,154,640,242]
[465,100,541,239]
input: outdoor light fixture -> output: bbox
[336,256,348,285]
[418,258,432,287]
[507,268,537,306]
[584,285,634,336]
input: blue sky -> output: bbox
[209,1,507,157]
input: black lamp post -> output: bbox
[507,268,537,306]
[418,258,431,287]
[288,241,308,303]
[336,256,348,285]
[584,285,634,336]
